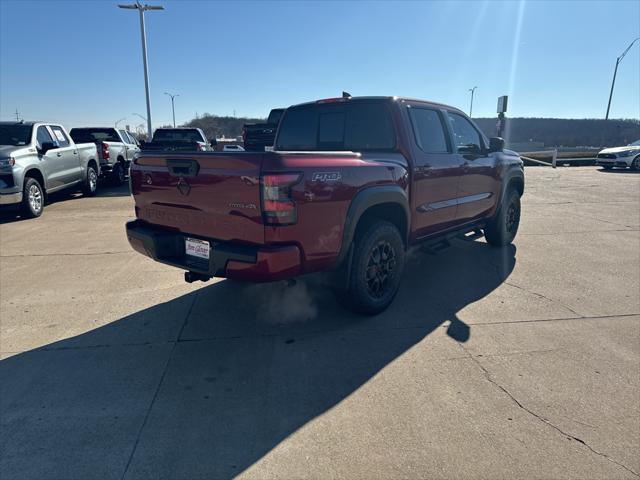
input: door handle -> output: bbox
[56,152,62,157]
[73,151,78,155]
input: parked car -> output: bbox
[222,144,245,152]
[0,121,99,218]
[126,96,524,314]
[596,140,640,170]
[143,127,214,152]
[242,108,285,151]
[69,127,139,185]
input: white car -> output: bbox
[596,140,640,170]
[223,144,245,152]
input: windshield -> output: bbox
[153,129,204,142]
[0,124,33,146]
[69,128,120,143]
[276,101,396,151]
[629,140,640,146]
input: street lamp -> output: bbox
[605,37,640,120]
[468,86,477,117]
[118,1,164,139]
[115,117,127,128]
[164,92,179,127]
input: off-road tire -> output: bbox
[82,164,98,197]
[484,189,521,247]
[20,177,44,218]
[343,220,405,315]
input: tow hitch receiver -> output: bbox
[184,271,211,283]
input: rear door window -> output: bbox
[409,108,450,153]
[50,126,70,147]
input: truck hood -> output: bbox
[0,145,33,158]
[599,145,640,154]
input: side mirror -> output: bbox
[459,143,481,155]
[489,137,505,153]
[40,141,59,154]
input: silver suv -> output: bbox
[0,121,99,218]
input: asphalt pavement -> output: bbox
[1,167,638,479]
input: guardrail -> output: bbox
[520,149,558,168]
[517,150,599,168]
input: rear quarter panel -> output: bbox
[263,152,408,271]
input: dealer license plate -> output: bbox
[185,237,210,260]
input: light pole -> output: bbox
[115,117,127,128]
[164,92,179,127]
[468,86,477,117]
[605,37,639,120]
[118,1,164,139]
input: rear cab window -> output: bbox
[152,129,205,143]
[70,128,120,143]
[276,100,396,152]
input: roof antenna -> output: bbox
[342,91,352,98]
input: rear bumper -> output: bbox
[0,192,22,205]
[126,220,301,282]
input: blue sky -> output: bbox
[1,0,638,131]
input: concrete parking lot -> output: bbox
[1,167,638,479]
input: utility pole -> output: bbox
[605,37,639,120]
[468,86,477,117]
[118,1,164,139]
[164,92,179,127]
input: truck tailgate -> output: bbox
[130,152,265,244]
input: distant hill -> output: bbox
[182,113,264,140]
[176,113,640,149]
[473,117,639,148]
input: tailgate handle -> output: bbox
[167,159,200,177]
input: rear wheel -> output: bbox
[484,189,521,247]
[111,162,125,186]
[343,220,405,315]
[82,164,98,196]
[20,177,44,218]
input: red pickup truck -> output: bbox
[127,96,524,314]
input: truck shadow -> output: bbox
[0,240,515,479]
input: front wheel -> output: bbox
[342,220,405,315]
[631,156,640,171]
[484,190,521,247]
[82,164,98,197]
[20,177,44,218]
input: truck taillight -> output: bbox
[101,142,110,160]
[261,173,302,226]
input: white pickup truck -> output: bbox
[0,121,99,218]
[69,127,139,185]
